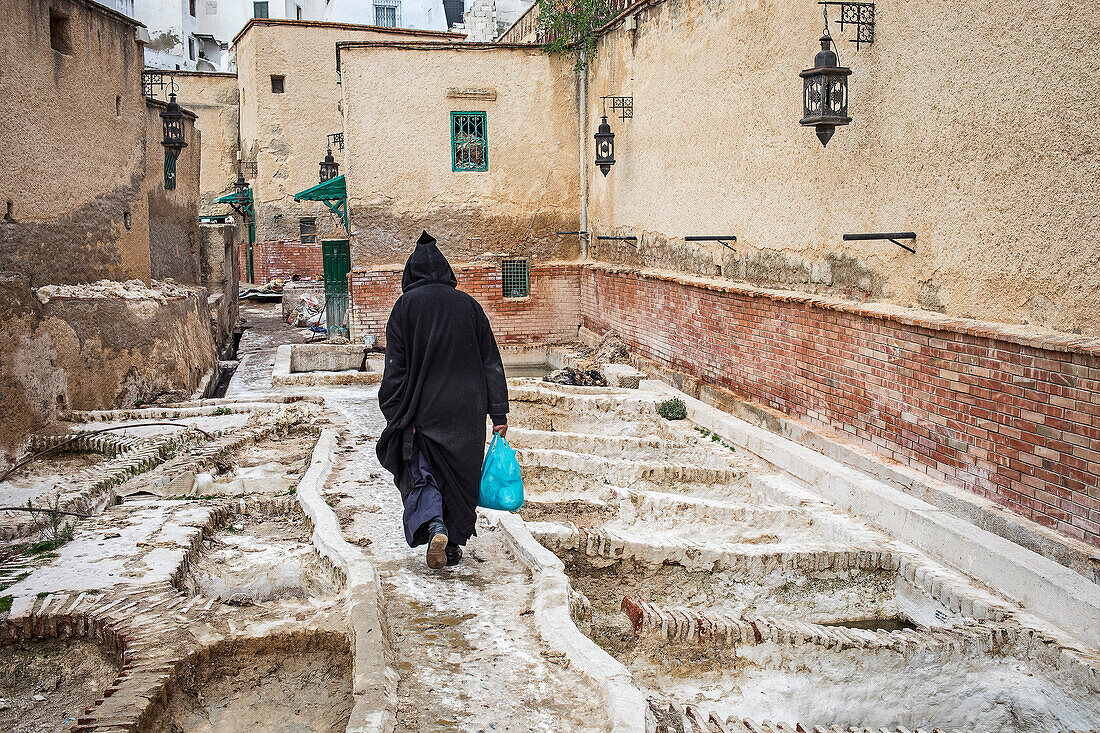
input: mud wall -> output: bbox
[584,0,1100,335]
[0,273,216,468]
[338,42,581,266]
[146,100,202,283]
[235,21,465,246]
[171,72,241,214]
[0,0,152,286]
[349,260,581,345]
[581,264,1100,547]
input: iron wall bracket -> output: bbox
[685,235,737,251]
[818,1,874,48]
[843,231,916,253]
[601,96,634,121]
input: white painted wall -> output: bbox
[323,0,447,32]
[136,0,449,72]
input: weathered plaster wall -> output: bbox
[339,42,581,266]
[0,273,216,469]
[584,0,1100,334]
[0,0,152,286]
[145,100,202,283]
[199,223,239,353]
[235,20,465,246]
[172,72,241,214]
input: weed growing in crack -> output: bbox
[657,397,688,420]
[693,426,738,452]
[26,493,75,549]
[213,407,231,416]
[0,596,11,613]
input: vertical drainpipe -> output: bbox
[578,50,590,262]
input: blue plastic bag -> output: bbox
[479,434,524,511]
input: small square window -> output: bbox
[374,0,399,27]
[49,9,72,55]
[299,218,316,244]
[502,258,529,299]
[253,1,269,18]
[270,75,284,93]
[451,111,487,172]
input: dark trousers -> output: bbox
[402,444,469,548]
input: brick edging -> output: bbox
[584,262,1100,358]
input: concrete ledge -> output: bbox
[273,344,382,387]
[291,343,370,373]
[491,510,646,733]
[648,382,1100,652]
[295,428,398,733]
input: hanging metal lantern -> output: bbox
[234,169,249,199]
[160,91,188,158]
[799,33,851,147]
[594,115,615,176]
[319,148,339,183]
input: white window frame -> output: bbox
[374,0,400,27]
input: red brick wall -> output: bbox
[239,240,324,285]
[581,264,1100,547]
[349,261,581,346]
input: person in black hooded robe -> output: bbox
[376,232,509,569]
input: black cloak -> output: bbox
[376,232,509,543]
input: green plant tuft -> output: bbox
[0,596,11,614]
[536,0,617,71]
[657,397,688,421]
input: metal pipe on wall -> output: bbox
[577,52,590,261]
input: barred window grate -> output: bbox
[502,258,529,299]
[300,218,316,244]
[451,112,488,172]
[374,0,400,27]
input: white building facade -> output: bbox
[131,0,451,72]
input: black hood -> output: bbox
[401,231,457,292]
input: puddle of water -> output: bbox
[821,616,917,632]
[0,638,119,733]
[505,363,551,378]
[179,511,336,603]
[150,633,353,733]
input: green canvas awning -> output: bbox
[214,187,254,220]
[294,174,348,233]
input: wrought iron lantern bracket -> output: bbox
[817,1,874,48]
[601,96,633,121]
[327,132,345,151]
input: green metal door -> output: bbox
[321,239,351,338]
